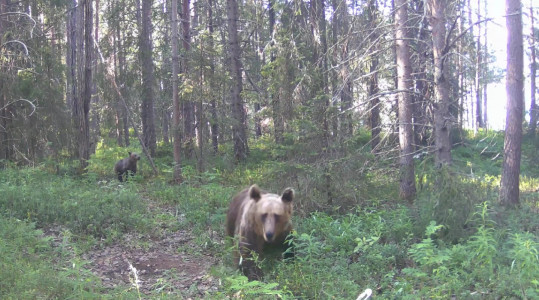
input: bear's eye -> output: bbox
[274,214,280,222]
[261,213,268,221]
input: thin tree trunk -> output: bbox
[338,0,353,138]
[268,0,283,144]
[140,0,157,156]
[208,0,219,153]
[171,0,183,183]
[395,0,416,201]
[112,16,123,146]
[458,2,464,130]
[368,0,380,153]
[483,0,488,130]
[529,2,537,136]
[116,15,130,146]
[475,0,483,130]
[500,0,524,206]
[77,0,93,171]
[227,0,248,161]
[430,0,452,166]
[89,0,100,155]
[181,0,196,158]
[0,0,9,162]
[412,0,429,149]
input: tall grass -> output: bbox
[0,168,148,240]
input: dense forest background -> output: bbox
[0,0,538,298]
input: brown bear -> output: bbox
[225,184,295,280]
[114,152,140,182]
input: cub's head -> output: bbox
[249,185,294,243]
[128,152,141,161]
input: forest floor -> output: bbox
[43,199,224,298]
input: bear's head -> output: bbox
[249,185,294,243]
[128,152,141,161]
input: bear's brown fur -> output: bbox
[114,152,140,182]
[226,184,294,280]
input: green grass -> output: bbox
[0,168,149,241]
[0,131,538,299]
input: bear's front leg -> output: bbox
[238,242,263,280]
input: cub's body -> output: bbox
[226,185,294,279]
[114,152,140,182]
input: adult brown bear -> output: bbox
[114,152,140,182]
[226,184,294,280]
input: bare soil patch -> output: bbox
[45,226,222,298]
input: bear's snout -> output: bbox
[264,231,274,242]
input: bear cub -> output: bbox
[226,184,294,280]
[114,152,140,182]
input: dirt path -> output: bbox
[44,203,224,298]
[83,229,221,297]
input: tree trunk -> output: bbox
[368,0,380,153]
[338,0,353,138]
[227,0,248,161]
[268,0,283,144]
[76,0,93,171]
[0,0,9,162]
[430,0,452,167]
[116,13,130,146]
[181,0,196,158]
[529,2,537,136]
[395,0,416,201]
[171,0,183,183]
[140,0,157,156]
[112,15,123,146]
[412,0,429,149]
[483,0,488,130]
[89,0,100,155]
[208,0,219,153]
[475,0,483,130]
[500,0,524,206]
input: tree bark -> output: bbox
[171,0,183,183]
[483,0,488,130]
[500,0,524,206]
[227,0,248,161]
[116,12,130,146]
[395,0,416,201]
[76,0,93,171]
[429,0,452,167]
[529,2,538,136]
[140,0,157,156]
[181,0,196,157]
[0,0,10,162]
[208,0,219,153]
[368,0,380,153]
[475,0,483,130]
[268,0,284,144]
[338,0,353,138]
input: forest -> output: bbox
[0,0,538,298]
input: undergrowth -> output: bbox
[0,131,538,298]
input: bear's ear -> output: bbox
[128,151,132,156]
[249,185,262,201]
[281,188,294,203]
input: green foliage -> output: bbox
[0,215,148,299]
[215,275,293,299]
[1,131,538,299]
[505,233,539,298]
[414,166,493,242]
[268,208,412,299]
[144,179,235,241]
[0,168,148,240]
[398,202,539,298]
[87,145,146,180]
